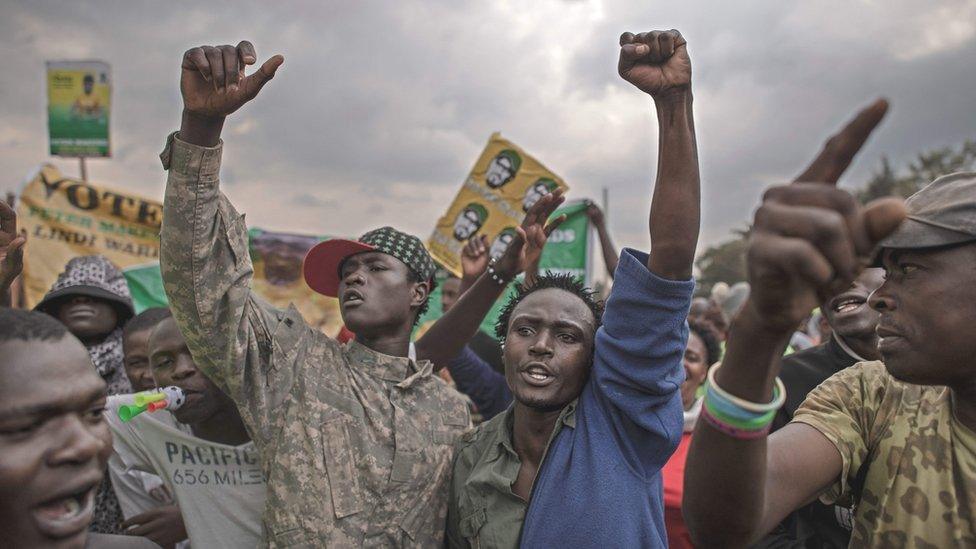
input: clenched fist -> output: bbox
[181,41,283,119]
[618,30,691,98]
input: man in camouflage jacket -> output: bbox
[160,40,562,547]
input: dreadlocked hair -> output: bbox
[495,272,604,343]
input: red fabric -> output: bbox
[336,325,355,344]
[662,432,694,549]
[303,239,374,297]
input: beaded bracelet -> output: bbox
[486,258,512,286]
[706,362,786,413]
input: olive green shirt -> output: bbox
[159,133,471,547]
[446,402,576,548]
[794,361,976,548]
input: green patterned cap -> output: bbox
[359,227,436,280]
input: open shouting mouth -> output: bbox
[32,477,99,540]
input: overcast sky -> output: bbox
[2,0,975,253]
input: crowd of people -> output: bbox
[1,26,974,549]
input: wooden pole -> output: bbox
[601,186,609,222]
[79,157,88,181]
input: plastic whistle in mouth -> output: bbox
[118,386,187,422]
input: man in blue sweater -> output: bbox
[445,28,700,548]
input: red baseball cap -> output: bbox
[302,239,375,297]
[302,226,436,298]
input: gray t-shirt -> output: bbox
[108,443,190,548]
[106,396,266,548]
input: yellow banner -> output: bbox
[427,133,569,276]
[19,165,162,307]
[18,165,343,336]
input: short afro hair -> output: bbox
[123,307,172,340]
[688,317,723,366]
[0,308,71,344]
[495,272,604,343]
[407,269,437,326]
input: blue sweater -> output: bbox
[447,345,513,420]
[520,249,693,548]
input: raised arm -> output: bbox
[585,201,619,277]
[682,100,905,546]
[415,192,565,368]
[160,41,290,430]
[458,235,489,296]
[0,200,25,307]
[618,30,699,280]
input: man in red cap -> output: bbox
[158,40,563,546]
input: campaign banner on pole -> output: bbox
[46,60,112,157]
[427,133,569,277]
[18,165,344,335]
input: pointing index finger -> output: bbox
[793,98,890,185]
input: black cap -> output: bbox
[873,172,976,263]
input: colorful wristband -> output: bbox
[704,397,775,430]
[706,362,786,413]
[700,405,772,440]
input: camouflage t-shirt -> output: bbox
[793,361,976,548]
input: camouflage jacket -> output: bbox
[159,133,471,547]
[794,361,976,547]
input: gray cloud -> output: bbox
[2,0,974,253]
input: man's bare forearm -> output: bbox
[415,274,508,368]
[180,110,225,147]
[594,221,619,277]
[647,91,700,280]
[683,304,790,546]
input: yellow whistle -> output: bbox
[133,390,167,407]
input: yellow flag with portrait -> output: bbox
[427,133,569,276]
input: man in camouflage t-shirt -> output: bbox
[681,99,976,546]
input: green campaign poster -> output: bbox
[47,61,111,157]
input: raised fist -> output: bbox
[181,41,284,118]
[584,201,605,226]
[618,30,691,98]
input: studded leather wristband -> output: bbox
[486,258,513,286]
